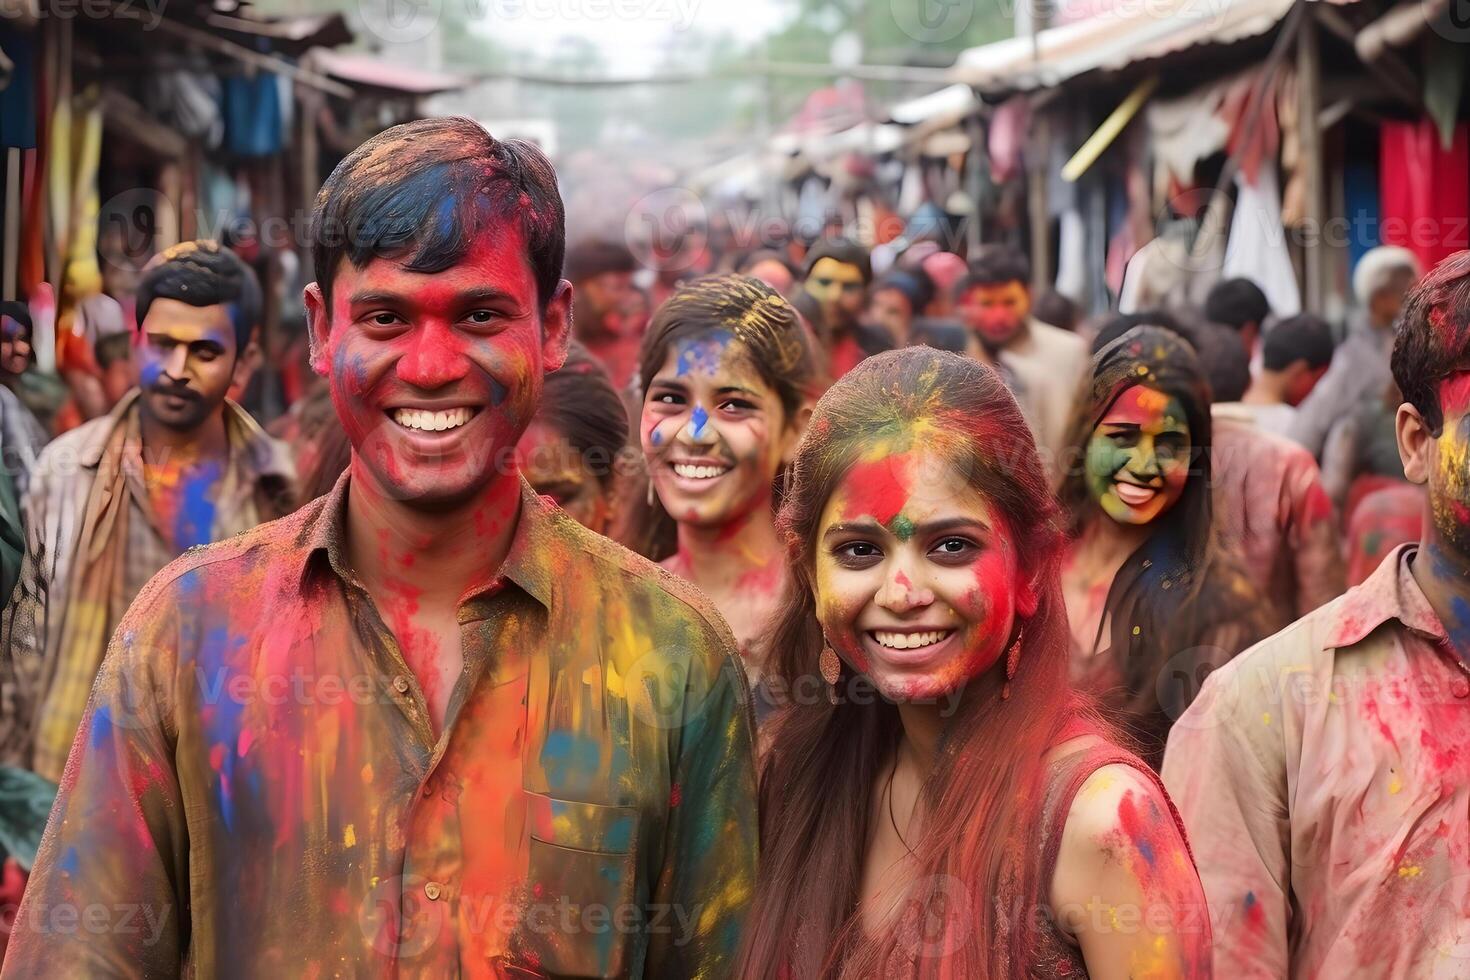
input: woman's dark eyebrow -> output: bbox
[822,519,881,540]
[914,517,990,537]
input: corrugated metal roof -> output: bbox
[950,0,1356,94]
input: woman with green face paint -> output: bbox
[1058,325,1266,766]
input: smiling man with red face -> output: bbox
[5,118,757,980]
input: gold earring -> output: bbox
[1002,626,1023,701]
[819,638,841,704]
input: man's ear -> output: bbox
[304,282,330,377]
[542,279,573,374]
[1397,401,1436,485]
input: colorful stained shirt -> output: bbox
[1211,410,1346,630]
[1162,545,1470,978]
[1,474,758,979]
[0,390,295,779]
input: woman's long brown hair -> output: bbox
[738,347,1105,979]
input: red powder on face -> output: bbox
[1441,372,1470,418]
[839,454,915,528]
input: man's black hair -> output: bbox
[1392,251,1470,436]
[136,241,261,350]
[964,246,1031,290]
[1262,314,1335,372]
[311,116,565,313]
[1204,278,1271,332]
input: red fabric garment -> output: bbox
[1344,480,1424,587]
[0,857,27,967]
[1379,120,1470,271]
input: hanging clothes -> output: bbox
[1380,119,1470,271]
[222,71,284,157]
[0,27,36,149]
[1223,160,1302,317]
[988,96,1029,184]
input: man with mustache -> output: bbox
[3,118,756,978]
[0,241,294,779]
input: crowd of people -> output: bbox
[0,114,1464,977]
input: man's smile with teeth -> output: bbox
[390,407,478,432]
[871,629,954,650]
[672,462,732,479]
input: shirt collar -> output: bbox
[1326,543,1446,648]
[302,470,556,611]
[81,389,295,486]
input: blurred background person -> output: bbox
[1290,245,1420,456]
[735,249,799,298]
[1195,321,1346,629]
[863,269,930,347]
[1032,288,1082,333]
[1203,277,1271,358]
[0,304,49,502]
[794,239,889,378]
[1236,313,1335,437]
[517,343,628,536]
[566,239,643,393]
[956,247,1088,484]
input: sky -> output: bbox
[464,0,792,72]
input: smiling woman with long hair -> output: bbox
[1058,325,1263,765]
[739,346,1210,979]
[619,275,817,681]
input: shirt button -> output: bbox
[393,676,410,694]
[1453,678,1470,699]
[424,881,442,901]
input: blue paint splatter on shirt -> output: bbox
[176,460,222,550]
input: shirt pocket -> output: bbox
[517,792,640,978]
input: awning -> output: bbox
[950,0,1358,95]
[887,83,978,127]
[205,11,353,56]
[304,49,469,96]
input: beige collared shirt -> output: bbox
[998,318,1090,486]
[1163,544,1470,978]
